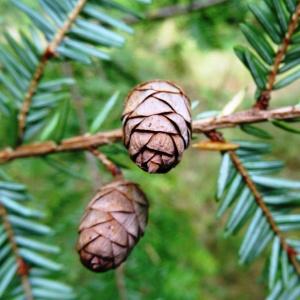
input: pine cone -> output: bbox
[77,180,148,272]
[122,80,192,173]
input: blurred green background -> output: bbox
[1,0,300,299]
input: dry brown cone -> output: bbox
[77,179,149,272]
[122,80,192,173]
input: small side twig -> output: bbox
[255,3,300,110]
[89,148,126,300]
[89,148,122,179]
[205,130,300,275]
[0,204,33,300]
[228,151,300,274]
[17,0,88,142]
[193,105,300,133]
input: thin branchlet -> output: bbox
[89,148,123,178]
[0,204,33,300]
[241,3,300,274]
[205,130,300,276]
[228,151,300,274]
[17,0,88,143]
[193,105,300,133]
[206,3,300,270]
[255,2,300,110]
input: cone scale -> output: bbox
[122,80,192,173]
[77,180,149,272]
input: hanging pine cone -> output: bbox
[122,80,192,173]
[77,180,149,272]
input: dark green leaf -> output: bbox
[272,119,300,134]
[274,70,300,89]
[240,23,275,65]
[272,0,289,32]
[240,124,273,139]
[249,3,281,44]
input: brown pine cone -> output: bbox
[122,80,192,173]
[77,180,148,272]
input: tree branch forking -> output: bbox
[0,129,123,163]
[0,204,33,300]
[1,105,300,163]
[17,0,88,143]
[255,2,300,110]
[89,148,122,178]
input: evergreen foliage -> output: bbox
[1,0,300,299]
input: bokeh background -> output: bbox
[1,0,300,299]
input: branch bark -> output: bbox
[17,0,88,143]
[89,148,122,178]
[126,0,228,23]
[1,105,300,163]
[193,105,300,132]
[0,129,123,163]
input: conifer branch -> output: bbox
[0,204,33,300]
[17,0,88,143]
[206,130,300,276]
[228,151,300,275]
[255,2,300,110]
[0,129,123,163]
[1,105,300,163]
